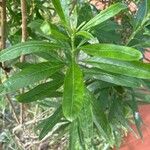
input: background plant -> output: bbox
[0,0,150,149]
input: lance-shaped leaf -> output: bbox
[63,63,84,122]
[78,89,93,149]
[81,2,127,31]
[129,93,143,138]
[89,90,112,144]
[69,121,81,150]
[40,21,69,40]
[84,68,144,88]
[76,31,94,40]
[134,0,149,29]
[18,79,63,103]
[0,41,62,62]
[2,62,64,92]
[80,44,142,61]
[39,107,63,140]
[52,0,70,26]
[86,57,150,79]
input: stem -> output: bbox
[71,35,75,52]
[6,95,20,124]
[20,0,28,124]
[0,0,20,124]
[71,34,75,61]
[21,0,27,43]
[1,0,6,50]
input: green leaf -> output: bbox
[63,63,84,122]
[80,44,142,61]
[84,68,144,88]
[91,93,113,144]
[40,21,51,35]
[39,107,63,140]
[0,41,62,62]
[40,21,69,40]
[18,79,63,103]
[134,0,149,29]
[69,121,81,150]
[86,57,150,79]
[78,89,93,149]
[92,21,121,44]
[87,80,113,92]
[109,99,131,131]
[28,19,43,32]
[77,3,93,26]
[77,120,87,150]
[134,112,143,138]
[84,89,112,144]
[76,31,94,40]
[130,93,143,138]
[15,62,35,69]
[148,0,150,13]
[36,50,63,62]
[134,91,150,103]
[81,3,127,31]
[2,62,64,92]
[134,39,150,48]
[52,0,70,26]
[0,85,4,93]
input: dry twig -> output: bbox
[0,0,20,124]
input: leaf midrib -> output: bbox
[70,63,75,120]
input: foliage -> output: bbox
[0,0,150,149]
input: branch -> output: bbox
[1,0,6,49]
[0,0,20,124]
[20,0,27,62]
[20,0,28,124]
[21,0,27,43]
[6,94,20,124]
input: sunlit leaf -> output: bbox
[2,62,64,92]
[86,57,150,79]
[81,44,142,61]
[63,63,84,121]
[81,3,127,30]
[0,41,62,62]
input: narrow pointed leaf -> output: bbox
[63,63,84,122]
[40,21,69,40]
[52,0,70,26]
[18,79,63,103]
[86,57,150,79]
[134,112,143,138]
[84,68,144,88]
[90,90,112,143]
[81,2,127,30]
[2,62,64,92]
[78,89,93,149]
[134,0,149,29]
[77,3,93,26]
[0,41,62,62]
[81,44,142,61]
[130,94,143,138]
[76,31,94,39]
[39,107,63,140]
[69,121,81,150]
